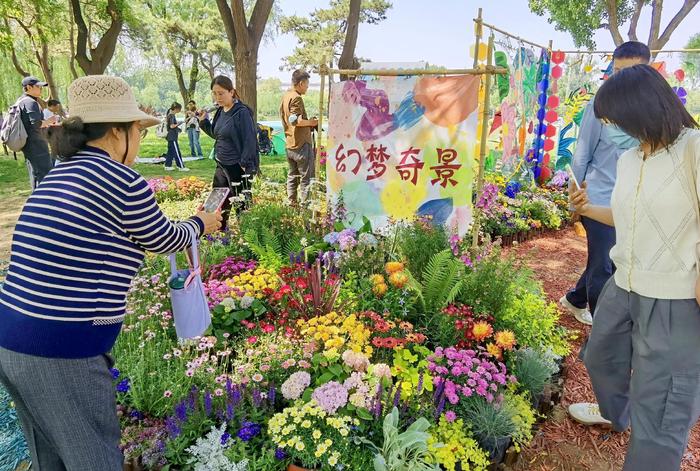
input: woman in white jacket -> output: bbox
[571,64,700,470]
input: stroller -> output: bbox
[257,123,277,156]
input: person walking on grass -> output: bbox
[559,41,651,328]
[570,64,700,471]
[0,75,221,470]
[164,102,188,172]
[198,75,259,230]
[185,100,204,158]
[280,69,318,206]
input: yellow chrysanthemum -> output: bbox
[494,330,517,350]
[472,321,494,342]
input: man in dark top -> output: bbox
[18,76,56,189]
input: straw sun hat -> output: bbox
[67,75,160,128]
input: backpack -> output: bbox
[0,97,29,152]
[155,116,168,138]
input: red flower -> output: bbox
[273,292,284,301]
[280,285,292,294]
[297,280,308,290]
[247,336,258,344]
[262,324,275,334]
[303,294,313,303]
[372,337,386,348]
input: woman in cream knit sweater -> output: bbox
[571,64,700,470]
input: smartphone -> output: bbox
[565,164,580,190]
[202,188,230,213]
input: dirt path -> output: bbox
[0,194,25,262]
[509,229,700,471]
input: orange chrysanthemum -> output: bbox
[370,274,386,286]
[372,283,388,297]
[388,271,409,289]
[494,330,517,350]
[486,342,503,360]
[385,262,405,275]
[472,321,494,342]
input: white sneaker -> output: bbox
[178,167,190,172]
[568,402,612,427]
[559,295,593,326]
[164,166,175,171]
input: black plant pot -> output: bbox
[481,435,511,463]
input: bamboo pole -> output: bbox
[471,34,496,250]
[316,64,327,178]
[473,8,483,68]
[480,20,549,51]
[323,66,507,77]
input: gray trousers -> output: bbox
[0,347,123,470]
[584,279,700,470]
[286,142,315,204]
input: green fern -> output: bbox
[243,227,284,270]
[409,250,464,320]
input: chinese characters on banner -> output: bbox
[326,75,480,236]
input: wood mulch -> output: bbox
[506,228,700,470]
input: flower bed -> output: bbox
[105,181,573,471]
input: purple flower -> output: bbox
[165,417,181,438]
[110,368,120,379]
[312,381,348,414]
[237,421,262,442]
[226,402,235,421]
[116,378,130,393]
[204,391,213,416]
[268,384,276,404]
[275,448,287,460]
[175,401,187,422]
[220,432,231,445]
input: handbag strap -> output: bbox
[683,131,700,276]
[169,227,200,275]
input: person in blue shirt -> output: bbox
[559,41,651,327]
[563,42,652,429]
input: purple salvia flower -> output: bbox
[268,384,276,405]
[232,386,242,406]
[204,391,213,416]
[165,417,181,438]
[434,392,446,420]
[174,401,187,422]
[252,387,262,407]
[393,382,402,408]
[226,402,235,421]
[417,373,424,396]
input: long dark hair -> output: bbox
[169,102,182,113]
[49,117,134,161]
[211,75,240,101]
[594,64,698,151]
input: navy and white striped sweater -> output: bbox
[0,146,204,358]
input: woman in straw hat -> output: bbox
[0,75,221,469]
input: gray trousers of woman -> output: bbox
[584,278,700,470]
[0,347,123,470]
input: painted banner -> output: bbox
[326,75,480,236]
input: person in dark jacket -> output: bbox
[18,76,56,188]
[164,102,188,172]
[199,75,259,229]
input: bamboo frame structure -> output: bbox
[473,8,483,68]
[471,33,496,250]
[479,19,549,51]
[555,48,700,55]
[323,66,507,76]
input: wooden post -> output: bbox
[473,8,483,68]
[471,33,495,250]
[316,65,327,178]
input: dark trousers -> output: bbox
[25,152,53,190]
[212,161,251,229]
[566,216,616,317]
[165,140,185,168]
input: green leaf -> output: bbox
[302,388,313,402]
[232,310,251,321]
[357,408,374,421]
[317,372,334,384]
[328,363,344,377]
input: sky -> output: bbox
[258,0,700,82]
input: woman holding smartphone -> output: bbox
[199,75,259,229]
[570,64,700,470]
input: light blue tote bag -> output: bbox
[168,229,211,339]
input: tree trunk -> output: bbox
[70,0,124,75]
[36,39,59,99]
[188,51,200,101]
[234,48,258,116]
[68,1,79,80]
[338,0,361,81]
[171,56,189,104]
